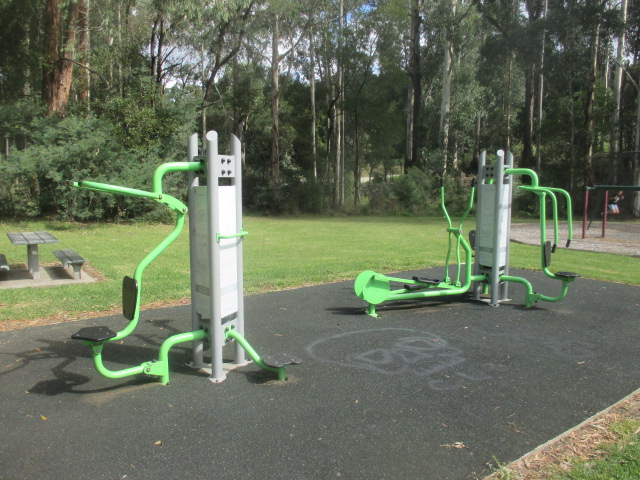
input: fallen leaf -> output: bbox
[40,414,48,421]
[154,441,163,446]
[440,442,468,449]
[509,422,523,433]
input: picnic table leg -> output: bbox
[27,245,40,279]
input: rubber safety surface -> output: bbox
[1,268,638,479]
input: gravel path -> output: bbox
[509,221,640,257]
[511,222,640,257]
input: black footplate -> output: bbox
[412,276,440,285]
[404,284,429,291]
[555,272,581,279]
[72,326,117,342]
[262,353,302,368]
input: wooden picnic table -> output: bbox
[6,231,59,280]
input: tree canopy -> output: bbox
[1,0,639,219]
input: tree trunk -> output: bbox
[632,74,640,217]
[440,32,453,176]
[439,0,457,177]
[610,0,628,184]
[473,113,481,167]
[405,85,414,173]
[505,55,513,151]
[200,42,207,154]
[77,0,90,111]
[354,109,360,206]
[270,13,281,184]
[522,63,535,169]
[55,1,79,115]
[42,0,61,113]
[310,27,317,181]
[157,17,165,84]
[583,24,600,188]
[405,0,423,172]
[337,0,345,206]
[42,0,79,116]
[536,0,548,174]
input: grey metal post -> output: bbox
[206,131,226,382]
[472,151,486,301]
[490,151,506,306]
[499,152,515,301]
[231,134,246,365]
[187,133,205,368]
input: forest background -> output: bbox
[0,0,639,221]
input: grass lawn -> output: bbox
[1,215,639,324]
[550,419,640,479]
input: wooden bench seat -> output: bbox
[53,249,86,279]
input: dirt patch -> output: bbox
[0,298,191,332]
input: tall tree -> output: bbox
[267,0,312,184]
[406,0,423,172]
[610,0,628,183]
[42,0,80,116]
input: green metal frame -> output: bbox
[355,186,487,317]
[499,168,579,307]
[355,165,579,315]
[225,327,288,381]
[72,160,287,385]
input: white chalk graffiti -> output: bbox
[306,328,502,391]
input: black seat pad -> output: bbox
[555,271,581,279]
[72,326,117,342]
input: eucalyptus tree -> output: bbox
[370,0,424,172]
[42,0,80,115]
[341,3,379,206]
[434,0,480,176]
[610,0,628,183]
[257,0,316,185]
[199,1,257,120]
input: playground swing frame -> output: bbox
[582,185,640,239]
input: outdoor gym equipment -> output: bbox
[355,150,580,317]
[70,131,300,385]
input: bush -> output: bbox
[0,91,197,222]
[389,167,443,215]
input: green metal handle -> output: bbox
[543,187,574,244]
[505,168,539,187]
[520,186,560,247]
[72,180,188,212]
[216,230,248,242]
[152,161,203,194]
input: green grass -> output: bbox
[1,215,639,324]
[549,419,640,480]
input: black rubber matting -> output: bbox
[1,268,638,480]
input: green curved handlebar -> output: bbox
[152,161,203,194]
